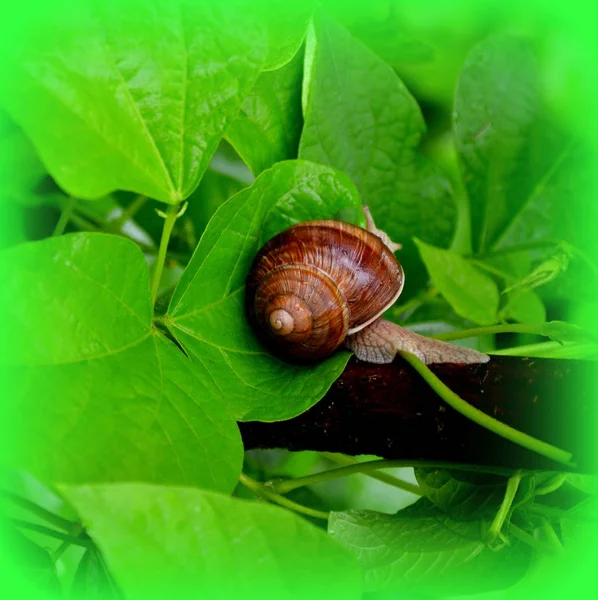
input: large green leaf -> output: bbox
[414,238,499,325]
[1,234,151,366]
[62,483,362,600]
[299,15,455,294]
[166,160,363,421]
[454,34,588,253]
[0,0,268,203]
[1,234,241,491]
[329,498,532,595]
[227,45,304,176]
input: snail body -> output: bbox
[246,207,490,366]
[246,219,404,361]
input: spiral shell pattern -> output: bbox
[246,220,404,362]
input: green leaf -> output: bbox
[61,483,362,600]
[414,238,499,325]
[415,469,507,520]
[0,1,268,203]
[414,469,534,521]
[226,45,304,176]
[299,15,455,294]
[329,498,532,595]
[1,234,151,366]
[540,321,598,344]
[166,160,363,421]
[502,290,546,324]
[454,34,587,253]
[1,233,241,491]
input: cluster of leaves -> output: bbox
[0,1,596,599]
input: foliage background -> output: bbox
[0,0,597,598]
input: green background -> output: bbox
[1,0,596,598]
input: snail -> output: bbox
[246,207,489,366]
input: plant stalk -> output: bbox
[399,351,574,467]
[109,194,148,232]
[432,323,548,342]
[52,196,77,236]
[0,490,77,532]
[151,203,180,308]
[239,473,329,520]
[271,459,516,495]
[9,518,92,548]
[484,472,521,543]
[320,453,423,495]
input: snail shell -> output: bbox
[246,220,404,361]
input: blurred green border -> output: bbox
[1,0,597,598]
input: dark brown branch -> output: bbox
[240,356,597,472]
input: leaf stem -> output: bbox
[491,340,598,359]
[484,472,521,543]
[52,540,71,563]
[52,196,77,236]
[468,259,515,282]
[474,239,563,260]
[398,351,575,468]
[389,287,439,319]
[271,458,516,496]
[534,473,569,496]
[151,203,180,308]
[0,490,77,532]
[239,473,329,521]
[69,212,101,232]
[109,194,148,232]
[9,518,92,548]
[321,453,422,495]
[272,454,422,496]
[432,323,547,341]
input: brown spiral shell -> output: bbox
[246,220,404,362]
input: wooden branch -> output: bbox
[239,356,597,472]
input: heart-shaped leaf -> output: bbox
[62,483,362,600]
[166,160,363,421]
[1,233,241,491]
[0,1,268,203]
